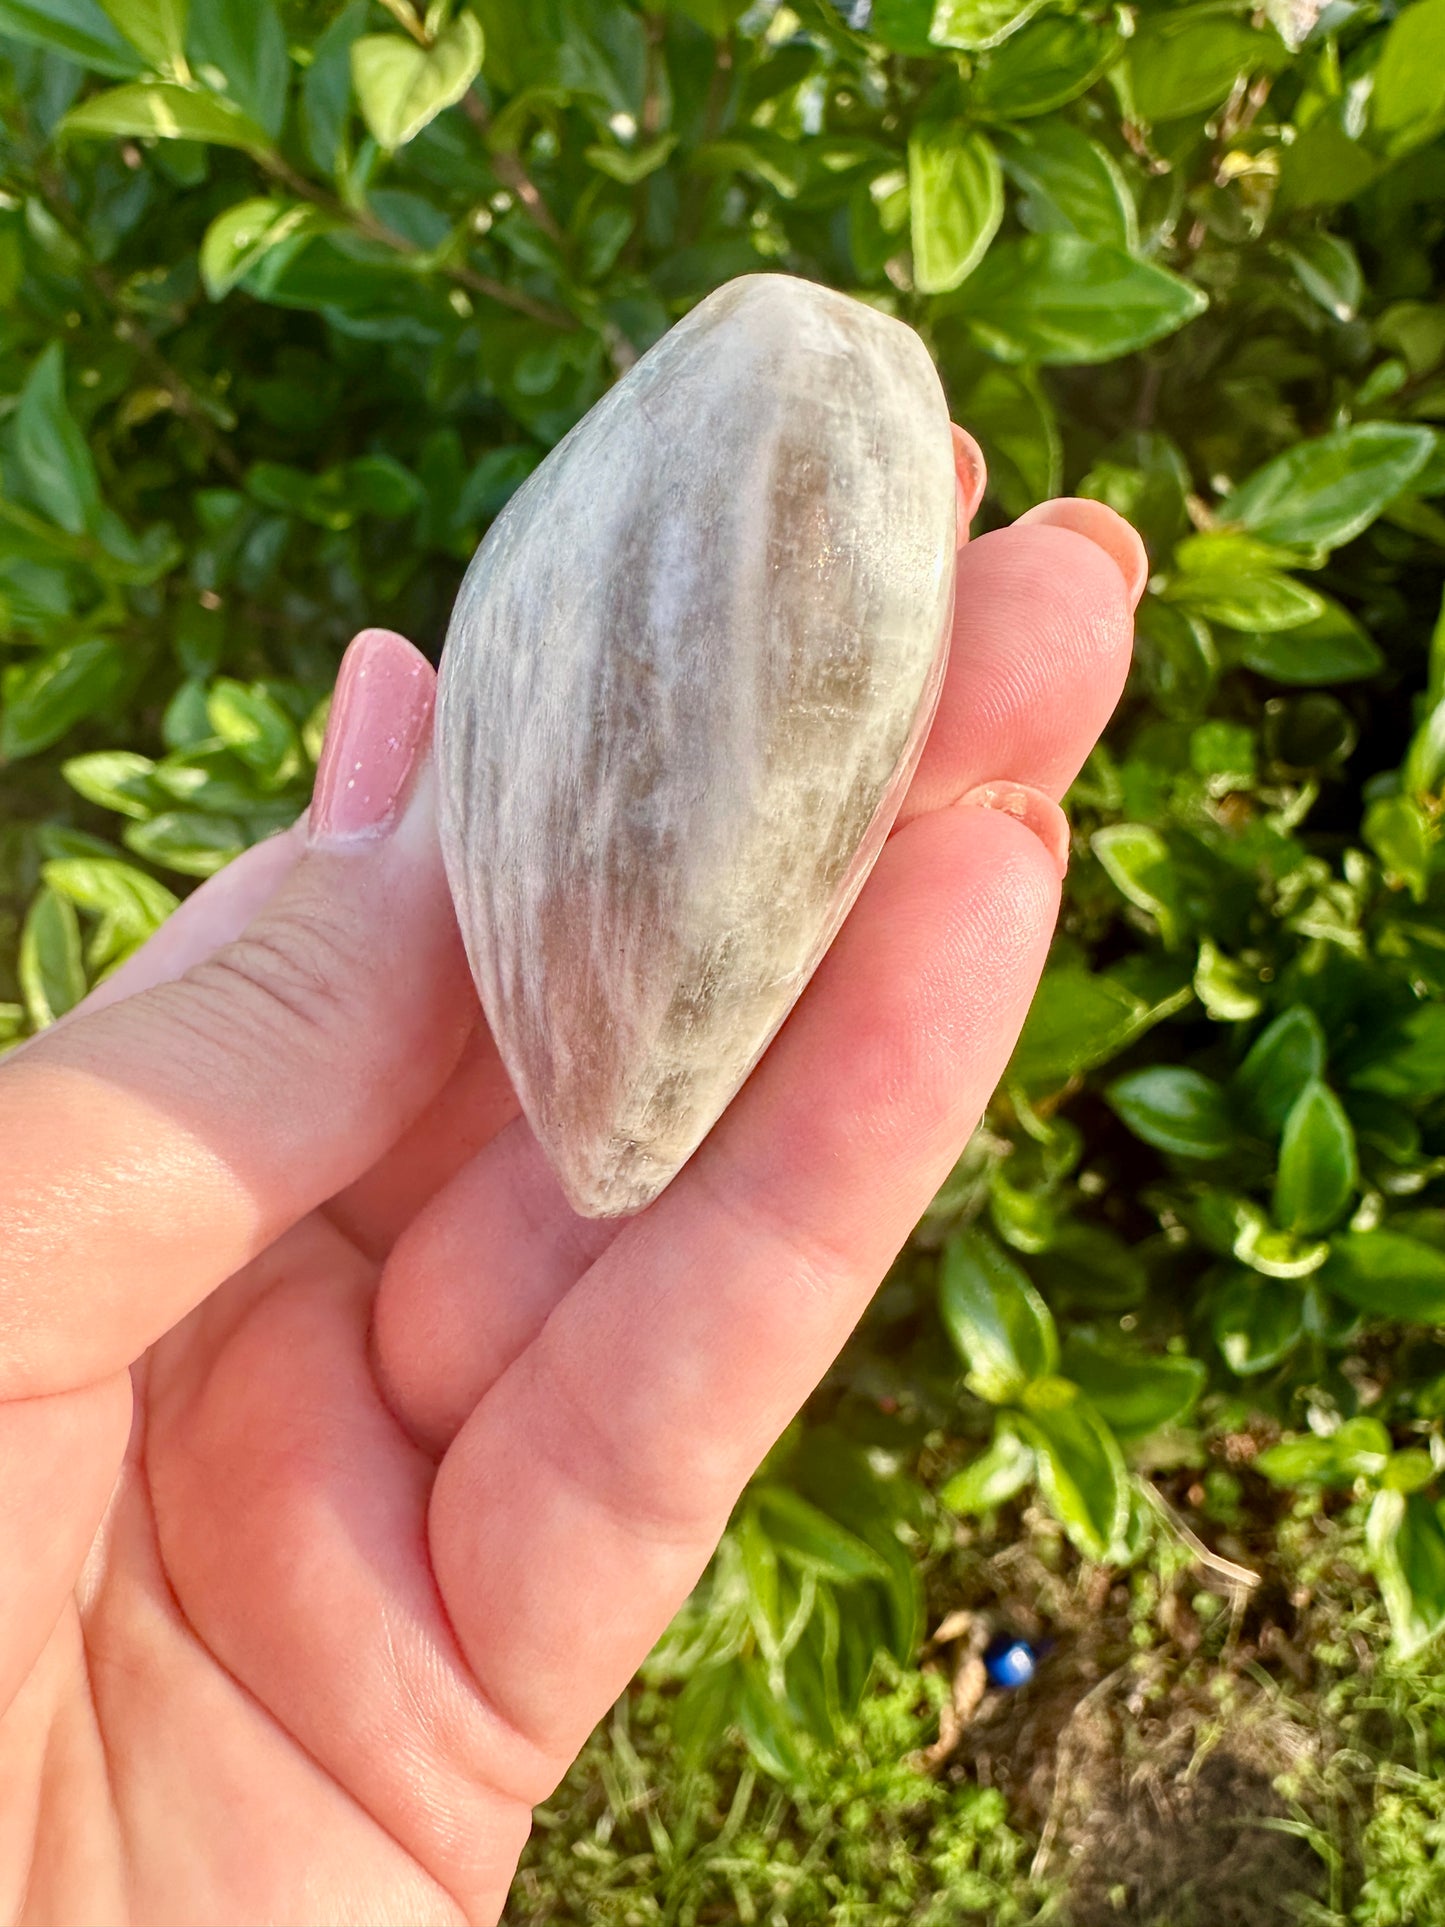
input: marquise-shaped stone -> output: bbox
[436,274,956,1217]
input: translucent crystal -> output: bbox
[436,274,956,1216]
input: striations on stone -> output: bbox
[436,273,957,1217]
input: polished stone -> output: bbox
[436,274,956,1216]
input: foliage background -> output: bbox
[2,0,1445,1916]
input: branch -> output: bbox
[261,155,575,329]
[375,0,431,46]
[461,90,564,247]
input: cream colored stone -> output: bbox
[436,274,956,1216]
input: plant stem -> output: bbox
[260,154,575,328]
[461,91,565,246]
[375,0,432,46]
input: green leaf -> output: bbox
[1092,821,1183,944]
[188,0,289,140]
[1323,1232,1445,1325]
[1017,1377,1130,1559]
[0,0,144,77]
[1210,1271,1305,1376]
[908,124,1001,295]
[737,1658,808,1781]
[926,0,1045,49]
[1032,1223,1148,1312]
[42,854,178,937]
[1059,1336,1206,1439]
[1009,962,1189,1086]
[1194,939,1263,1023]
[1240,597,1384,684]
[1368,1489,1445,1659]
[940,1422,1035,1512]
[1382,1449,1437,1495]
[14,344,101,536]
[62,749,159,818]
[123,809,245,877]
[351,12,483,151]
[19,886,86,1029]
[950,361,1059,517]
[303,0,367,172]
[1168,566,1324,634]
[1127,10,1282,123]
[751,1487,888,1583]
[205,678,299,785]
[97,0,186,70]
[200,199,333,300]
[1220,424,1437,554]
[1106,1067,1234,1160]
[1365,795,1433,904]
[1235,1006,1326,1136]
[61,77,275,154]
[1133,599,1217,716]
[1,639,124,759]
[1348,1004,1445,1099]
[343,454,425,517]
[995,121,1135,250]
[1275,110,1385,213]
[939,1227,1058,1402]
[1258,1416,1392,1486]
[972,12,1118,118]
[1274,1081,1357,1236]
[673,1656,743,1770]
[1404,692,1445,798]
[1370,0,1445,157]
[961,235,1206,366]
[1282,232,1363,323]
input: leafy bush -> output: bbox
[3,0,1445,1867]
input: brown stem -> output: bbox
[641,12,665,140]
[461,90,564,247]
[262,154,574,328]
[702,40,734,145]
[28,166,245,480]
[375,0,431,46]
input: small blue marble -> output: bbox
[983,1634,1039,1690]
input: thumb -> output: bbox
[0,630,477,1401]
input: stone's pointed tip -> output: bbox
[437,272,957,1214]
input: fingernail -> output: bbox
[958,781,1071,879]
[952,423,987,531]
[309,629,435,846]
[1013,498,1149,608]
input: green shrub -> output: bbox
[3,0,1445,1839]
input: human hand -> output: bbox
[0,437,1142,1927]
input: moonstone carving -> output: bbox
[436,273,956,1217]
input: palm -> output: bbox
[1,512,1137,1927]
[64,1041,567,1925]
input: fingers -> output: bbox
[372,493,1137,1454]
[899,504,1142,824]
[430,797,1061,1756]
[374,1119,615,1454]
[27,825,306,1037]
[0,631,476,1402]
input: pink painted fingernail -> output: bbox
[309,628,435,846]
[1013,497,1150,608]
[959,781,1071,879]
[952,423,987,530]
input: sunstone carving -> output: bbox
[436,274,957,1216]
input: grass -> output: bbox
[507,1490,1445,1927]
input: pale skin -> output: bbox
[0,437,1144,1927]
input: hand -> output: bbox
[0,440,1142,1927]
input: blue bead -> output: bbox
[983,1634,1038,1689]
